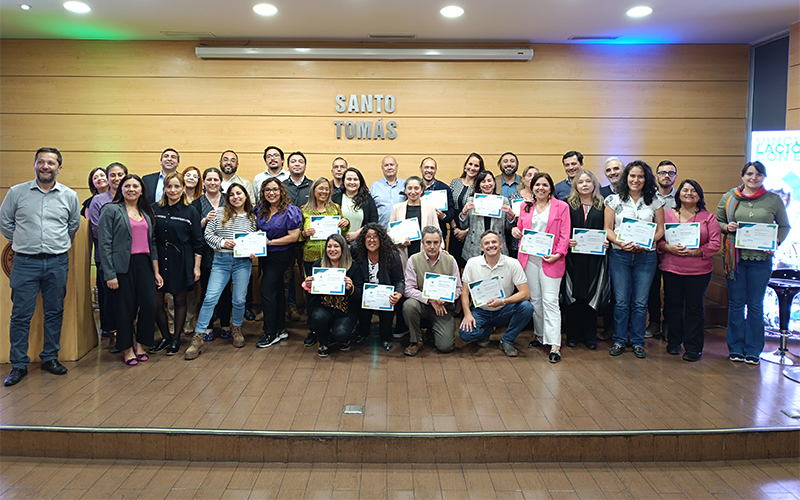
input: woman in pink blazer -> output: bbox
[512,172,571,362]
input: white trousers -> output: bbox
[524,256,562,347]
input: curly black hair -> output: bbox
[617,160,657,206]
[355,222,398,270]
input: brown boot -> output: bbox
[184,334,205,360]
[232,325,245,348]
[404,340,424,357]
[286,305,301,322]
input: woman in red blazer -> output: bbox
[512,172,571,362]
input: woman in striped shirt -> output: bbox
[187,183,257,360]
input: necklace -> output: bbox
[677,207,699,223]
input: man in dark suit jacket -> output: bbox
[599,157,624,199]
[418,157,456,238]
[142,148,180,203]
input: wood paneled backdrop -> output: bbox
[788,22,800,129]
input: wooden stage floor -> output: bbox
[1,323,798,435]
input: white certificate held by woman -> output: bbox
[422,272,458,302]
[511,199,525,217]
[389,217,421,244]
[311,267,346,295]
[617,217,657,248]
[362,284,394,311]
[422,190,448,211]
[468,276,505,308]
[309,215,341,241]
[735,222,778,251]
[233,231,267,258]
[665,223,700,249]
[472,194,504,218]
[572,229,607,255]
[518,229,554,257]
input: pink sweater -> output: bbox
[517,198,571,278]
[657,208,721,275]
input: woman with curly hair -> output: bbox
[354,223,405,351]
[604,161,665,359]
[254,177,302,349]
[449,153,485,268]
[332,167,379,244]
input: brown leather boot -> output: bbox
[232,325,245,348]
[184,334,205,360]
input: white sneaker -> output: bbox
[278,329,289,340]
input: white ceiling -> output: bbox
[0,0,798,44]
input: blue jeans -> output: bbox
[609,249,657,348]
[726,257,772,358]
[195,252,251,333]
[8,253,69,369]
[459,301,534,345]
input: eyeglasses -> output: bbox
[266,154,281,159]
[657,171,677,177]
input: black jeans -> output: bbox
[309,306,356,347]
[662,271,711,355]
[259,249,295,336]
[648,266,663,326]
[96,267,117,333]
[113,254,156,351]
[358,308,394,343]
[564,299,598,345]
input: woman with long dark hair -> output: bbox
[716,161,791,364]
[98,174,163,366]
[302,234,363,357]
[604,161,665,359]
[150,172,203,356]
[254,177,302,349]
[458,170,515,262]
[82,167,109,218]
[449,153,485,268]
[354,223,405,351]
[333,167,378,244]
[188,183,257,359]
[659,179,721,361]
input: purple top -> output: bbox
[256,203,303,252]
[130,217,151,255]
[88,191,114,262]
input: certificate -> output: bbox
[665,223,700,249]
[389,217,421,244]
[309,215,341,241]
[310,267,346,295]
[233,231,267,258]
[468,276,505,308]
[422,272,458,302]
[472,194,504,218]
[572,229,607,255]
[617,217,657,248]
[422,190,448,211]
[735,222,778,251]
[511,199,525,217]
[518,229,554,257]
[362,284,395,311]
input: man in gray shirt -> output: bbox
[0,147,80,386]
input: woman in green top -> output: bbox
[300,177,350,279]
[716,161,791,365]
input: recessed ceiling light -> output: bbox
[19,4,31,10]
[253,3,277,16]
[63,1,91,13]
[440,6,464,18]
[294,48,310,52]
[626,6,652,17]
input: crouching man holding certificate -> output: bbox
[458,230,533,357]
[402,226,463,356]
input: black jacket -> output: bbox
[331,191,379,228]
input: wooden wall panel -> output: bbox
[0,77,747,119]
[788,22,800,130]
[0,41,749,81]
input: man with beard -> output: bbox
[646,160,678,340]
[254,146,290,201]
[143,148,180,203]
[600,157,624,198]
[498,152,521,198]
[554,150,583,201]
[331,157,347,195]
[283,152,312,323]
[219,150,256,204]
[418,157,455,238]
[1,147,80,385]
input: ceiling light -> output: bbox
[19,4,31,10]
[440,6,464,18]
[196,46,533,61]
[63,1,91,13]
[626,6,652,17]
[295,48,310,52]
[253,3,277,16]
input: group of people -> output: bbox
[0,146,791,386]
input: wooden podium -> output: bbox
[0,221,97,364]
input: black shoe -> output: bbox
[108,345,122,354]
[256,334,280,348]
[585,341,597,350]
[609,344,624,356]
[4,367,27,386]
[549,351,561,363]
[666,345,680,355]
[41,359,68,375]
[304,332,317,347]
[166,338,181,356]
[340,341,351,351]
[633,346,646,359]
[150,337,171,353]
[318,345,330,357]
[683,351,701,362]
[382,341,393,351]
[244,308,256,321]
[528,338,543,348]
[566,340,578,348]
